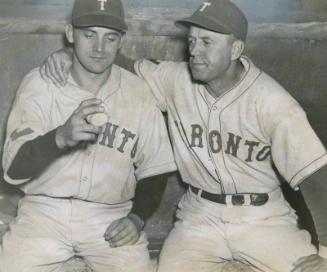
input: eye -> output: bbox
[105,34,120,42]
[188,38,195,45]
[203,39,211,46]
[84,31,95,38]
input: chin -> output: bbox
[190,70,208,83]
[86,64,111,74]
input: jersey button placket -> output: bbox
[207,104,223,186]
[210,103,236,194]
[78,146,95,199]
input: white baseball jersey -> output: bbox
[135,56,327,194]
[3,65,177,204]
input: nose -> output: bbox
[189,41,201,56]
[94,37,105,53]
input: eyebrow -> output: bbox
[188,35,213,40]
[78,28,121,36]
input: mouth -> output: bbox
[190,58,207,67]
[190,62,207,69]
[90,56,107,61]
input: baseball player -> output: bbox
[40,0,327,271]
[1,0,176,271]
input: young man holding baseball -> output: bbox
[1,0,176,271]
[41,0,327,271]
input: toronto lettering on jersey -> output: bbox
[176,121,271,162]
[98,121,138,157]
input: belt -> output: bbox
[190,185,269,206]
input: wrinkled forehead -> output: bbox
[188,25,232,40]
[74,25,123,36]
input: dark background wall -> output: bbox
[0,0,327,250]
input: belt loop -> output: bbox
[225,195,233,207]
[196,189,202,201]
[244,194,251,206]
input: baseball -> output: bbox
[86,112,109,126]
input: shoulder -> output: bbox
[244,59,301,111]
[118,66,157,105]
[257,72,301,110]
[245,61,306,130]
[16,67,51,99]
[119,65,147,87]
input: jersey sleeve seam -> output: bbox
[289,152,327,187]
[136,162,177,180]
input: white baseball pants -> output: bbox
[0,195,154,272]
[157,188,316,272]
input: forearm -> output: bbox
[7,129,66,180]
[129,174,169,227]
[300,165,327,250]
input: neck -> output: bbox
[205,59,245,99]
[71,56,112,95]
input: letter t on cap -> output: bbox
[98,0,107,10]
[199,1,211,12]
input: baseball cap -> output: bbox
[72,0,128,32]
[176,0,248,41]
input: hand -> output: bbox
[291,254,327,272]
[55,98,104,149]
[104,216,142,248]
[40,47,73,87]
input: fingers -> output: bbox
[109,230,139,247]
[61,58,72,83]
[42,56,61,88]
[39,52,70,87]
[83,123,103,134]
[104,218,140,248]
[48,55,65,87]
[39,64,49,83]
[74,99,105,120]
[74,131,100,143]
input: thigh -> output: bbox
[0,210,73,272]
[230,215,317,272]
[158,218,232,272]
[81,231,155,272]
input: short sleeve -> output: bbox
[133,89,176,180]
[2,69,51,184]
[270,105,327,188]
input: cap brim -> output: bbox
[73,13,128,32]
[175,14,231,35]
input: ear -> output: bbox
[231,39,245,61]
[65,24,74,44]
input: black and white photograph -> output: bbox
[0,1,326,271]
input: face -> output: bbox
[66,25,123,74]
[188,26,236,83]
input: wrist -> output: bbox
[127,213,145,231]
[55,127,66,150]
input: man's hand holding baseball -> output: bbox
[104,215,143,248]
[55,98,104,149]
